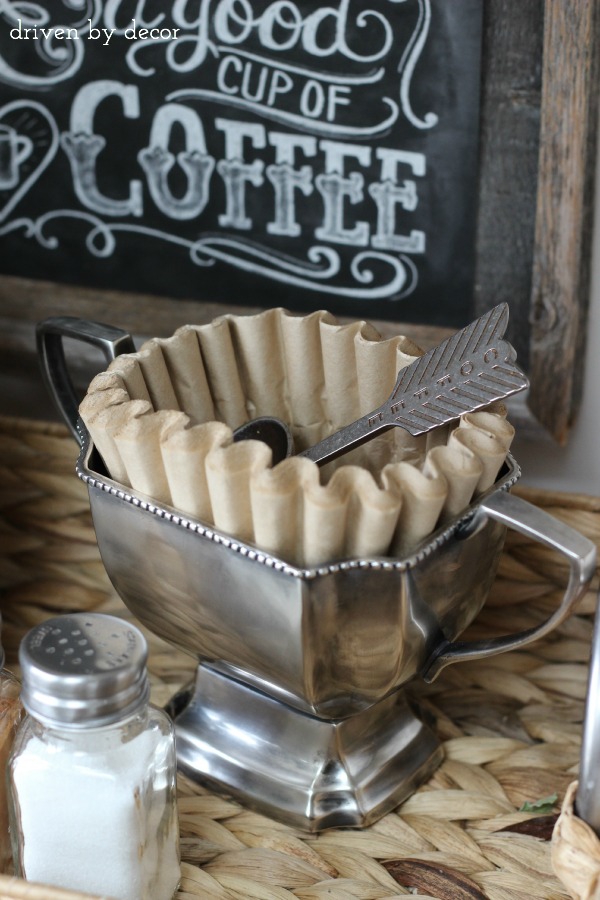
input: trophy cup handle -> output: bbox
[421,490,597,683]
[36,316,136,444]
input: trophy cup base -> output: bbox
[167,664,443,832]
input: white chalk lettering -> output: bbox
[0,0,452,306]
[149,0,395,75]
[216,55,294,108]
[266,133,316,236]
[216,118,266,229]
[55,79,425,255]
[369,148,426,253]
[102,0,163,31]
[315,141,371,246]
[139,104,215,220]
[61,81,142,217]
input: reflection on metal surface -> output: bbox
[76,427,596,831]
[577,590,600,834]
[166,667,444,831]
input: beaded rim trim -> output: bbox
[75,419,521,580]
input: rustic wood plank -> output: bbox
[473,0,544,370]
[0,273,449,347]
[528,0,600,442]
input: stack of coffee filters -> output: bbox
[79,308,514,568]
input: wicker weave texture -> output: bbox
[1,415,599,900]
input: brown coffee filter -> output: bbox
[279,310,333,449]
[155,326,215,424]
[104,355,152,403]
[205,440,273,545]
[80,395,153,487]
[192,317,248,427]
[249,457,314,565]
[79,308,515,567]
[449,425,509,494]
[161,421,231,523]
[112,409,189,500]
[133,340,180,411]
[227,307,291,422]
[381,461,447,557]
[423,443,484,522]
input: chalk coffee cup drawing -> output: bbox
[0,124,32,191]
[37,315,597,832]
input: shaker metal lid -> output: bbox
[19,613,150,727]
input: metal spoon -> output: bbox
[232,416,294,465]
[301,302,527,464]
[234,303,529,468]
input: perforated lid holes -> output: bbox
[19,614,150,727]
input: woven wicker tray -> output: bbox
[1,415,599,900]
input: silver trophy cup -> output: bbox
[37,316,597,831]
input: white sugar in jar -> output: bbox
[7,613,180,900]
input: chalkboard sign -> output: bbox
[0,0,483,327]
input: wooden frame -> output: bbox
[473,0,600,443]
[0,0,598,442]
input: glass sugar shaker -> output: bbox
[0,616,22,873]
[7,613,180,900]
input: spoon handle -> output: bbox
[299,303,529,467]
[298,407,392,465]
